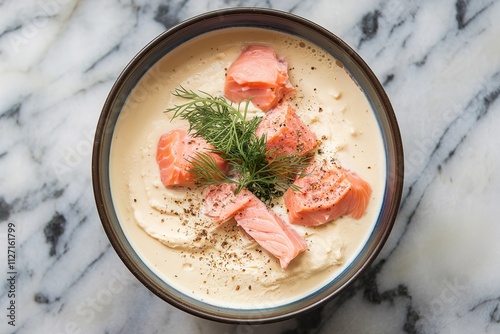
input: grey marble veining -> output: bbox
[1,0,499,333]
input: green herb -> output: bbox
[165,87,309,201]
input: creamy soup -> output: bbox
[109,28,386,309]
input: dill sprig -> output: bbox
[165,87,309,202]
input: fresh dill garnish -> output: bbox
[165,86,309,202]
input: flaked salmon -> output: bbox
[156,129,228,187]
[203,183,254,225]
[224,45,295,112]
[255,102,317,159]
[235,197,308,269]
[203,183,307,268]
[283,160,372,226]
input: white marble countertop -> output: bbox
[1,0,499,333]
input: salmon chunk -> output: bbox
[203,183,254,224]
[224,45,295,112]
[255,102,317,159]
[283,160,372,226]
[156,129,228,187]
[235,197,308,269]
[204,183,307,268]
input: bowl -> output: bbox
[92,7,403,323]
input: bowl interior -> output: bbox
[92,8,403,323]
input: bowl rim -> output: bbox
[92,6,404,324]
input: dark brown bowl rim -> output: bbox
[92,7,404,324]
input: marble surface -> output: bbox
[1,0,499,333]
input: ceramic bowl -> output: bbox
[92,7,404,323]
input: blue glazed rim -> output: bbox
[92,7,404,324]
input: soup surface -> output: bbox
[109,27,386,308]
